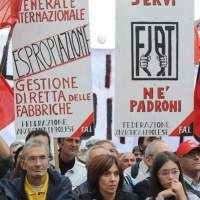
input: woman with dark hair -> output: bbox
[147,151,199,200]
[8,160,24,182]
[8,145,25,182]
[13,145,23,168]
[79,154,139,200]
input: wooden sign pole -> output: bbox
[53,138,59,172]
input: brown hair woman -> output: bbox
[78,154,138,200]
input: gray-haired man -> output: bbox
[5,138,73,200]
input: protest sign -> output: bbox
[13,0,94,139]
[115,0,194,136]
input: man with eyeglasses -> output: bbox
[10,141,24,159]
[25,130,55,170]
[97,140,118,157]
[124,136,161,181]
[176,140,200,197]
[5,138,73,200]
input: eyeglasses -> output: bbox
[180,151,200,159]
[148,155,156,157]
[157,170,180,177]
[23,156,48,165]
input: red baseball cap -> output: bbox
[176,140,200,158]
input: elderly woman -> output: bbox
[79,154,138,200]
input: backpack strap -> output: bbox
[124,175,135,192]
[131,162,139,178]
[184,181,194,190]
[124,175,134,186]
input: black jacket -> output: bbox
[5,169,73,200]
[78,191,139,200]
[73,180,133,200]
[134,177,151,200]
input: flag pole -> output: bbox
[0,25,15,74]
[53,138,59,172]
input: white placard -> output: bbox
[115,0,194,136]
[13,0,94,139]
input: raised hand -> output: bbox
[156,54,167,76]
[139,54,151,76]
[157,55,168,68]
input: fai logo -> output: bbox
[131,22,178,80]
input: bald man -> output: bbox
[120,152,136,171]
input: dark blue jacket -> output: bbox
[1,171,13,185]
[5,169,73,200]
[0,182,13,200]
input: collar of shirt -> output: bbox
[67,157,79,173]
[140,160,149,174]
[183,173,200,190]
[183,174,193,185]
[24,173,49,199]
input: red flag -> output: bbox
[0,74,14,130]
[194,22,200,65]
[0,0,22,29]
[194,65,200,137]
[194,21,200,137]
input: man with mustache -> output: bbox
[58,137,87,189]
[177,140,200,197]
[120,152,136,171]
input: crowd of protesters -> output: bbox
[0,131,200,200]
